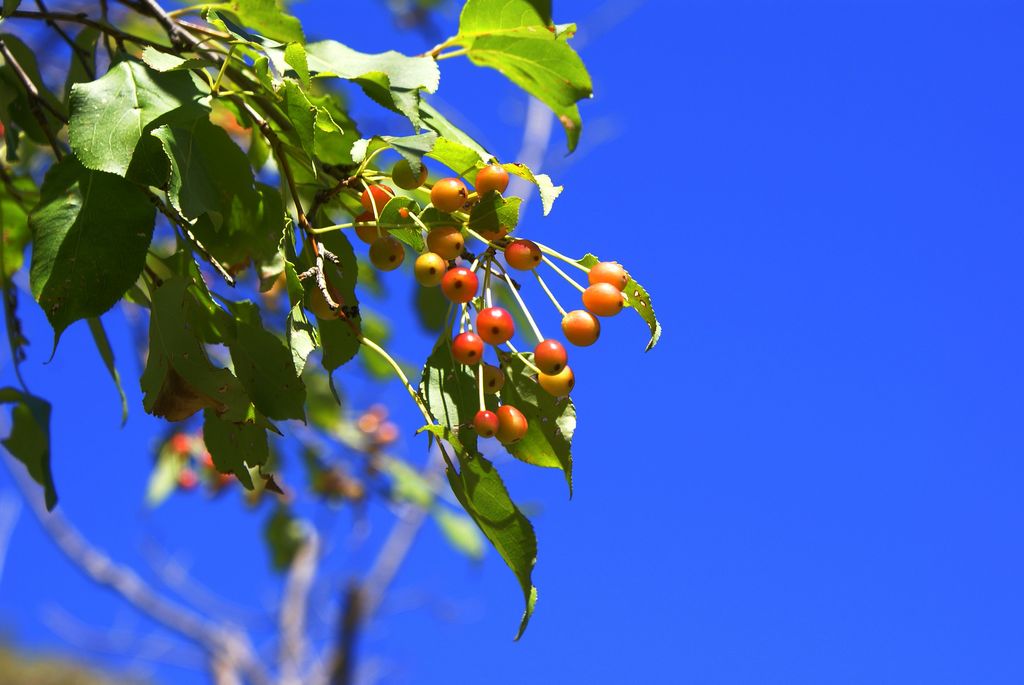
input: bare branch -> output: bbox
[0,491,21,588]
[279,529,320,685]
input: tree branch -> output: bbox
[279,529,320,685]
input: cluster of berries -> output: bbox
[322,160,632,447]
[167,432,233,492]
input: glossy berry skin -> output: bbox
[482,363,505,393]
[430,177,469,213]
[582,282,624,317]
[359,184,395,213]
[473,410,500,438]
[452,331,484,365]
[414,252,446,287]
[588,261,629,291]
[504,239,542,271]
[369,236,405,271]
[426,225,465,260]
[353,210,379,244]
[534,339,568,374]
[477,225,509,243]
[440,267,479,303]
[392,159,428,190]
[496,405,529,444]
[538,366,575,397]
[476,307,515,345]
[561,309,600,346]
[475,164,510,195]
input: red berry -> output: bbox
[534,339,567,374]
[426,225,465,260]
[473,410,500,438]
[475,164,510,196]
[538,366,575,397]
[588,261,629,291]
[169,433,191,455]
[392,159,428,190]
[476,306,515,345]
[353,210,379,244]
[561,309,600,346]
[369,236,405,271]
[452,331,484,365]
[440,267,479,303]
[178,468,198,490]
[504,239,541,271]
[359,184,395,214]
[414,252,446,287]
[496,405,529,444]
[430,177,469,213]
[482,363,505,393]
[582,282,624,317]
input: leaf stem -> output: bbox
[360,336,433,427]
[504,340,542,375]
[435,48,468,60]
[211,44,235,94]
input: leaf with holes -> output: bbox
[578,253,662,351]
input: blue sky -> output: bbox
[3,0,1024,683]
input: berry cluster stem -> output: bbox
[541,255,587,294]
[533,269,567,317]
[501,271,545,343]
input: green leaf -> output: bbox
[376,196,425,252]
[29,156,156,345]
[420,342,479,454]
[413,278,450,333]
[452,0,592,151]
[286,301,318,376]
[0,388,55,510]
[225,301,306,422]
[497,352,574,494]
[283,42,309,89]
[1,1,22,18]
[69,60,208,176]
[217,0,304,43]
[427,136,488,176]
[0,174,32,277]
[501,163,562,216]
[0,34,66,147]
[145,445,184,507]
[290,40,440,128]
[87,317,128,426]
[296,232,361,372]
[468,193,521,234]
[578,253,662,351]
[419,101,492,162]
[351,132,437,175]
[381,456,433,507]
[141,277,251,422]
[202,408,269,489]
[433,507,486,560]
[63,28,100,99]
[140,46,213,73]
[264,506,306,571]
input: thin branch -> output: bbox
[0,37,66,158]
[279,529,320,685]
[34,0,94,80]
[10,9,165,49]
[0,491,21,588]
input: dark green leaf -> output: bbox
[202,407,269,489]
[264,506,306,571]
[69,60,208,176]
[419,101,491,163]
[578,253,661,351]
[1,1,21,18]
[0,388,55,510]
[468,193,521,234]
[284,42,309,88]
[352,132,437,175]
[420,342,479,454]
[0,34,66,146]
[63,28,99,99]
[433,507,485,560]
[87,317,128,426]
[376,196,425,251]
[29,156,156,345]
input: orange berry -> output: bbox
[588,261,629,291]
[430,177,469,213]
[476,306,515,345]
[482,363,505,394]
[414,252,446,287]
[534,339,567,375]
[369,236,405,271]
[440,267,479,303]
[561,309,600,346]
[426,225,465,260]
[582,282,624,317]
[477,225,509,243]
[496,405,529,444]
[538,366,575,397]
[504,239,541,271]
[359,184,394,214]
[353,210,380,244]
[306,285,339,320]
[392,159,428,189]
[452,331,484,365]
[475,164,510,195]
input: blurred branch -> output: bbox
[508,96,554,214]
[278,529,320,685]
[0,490,21,588]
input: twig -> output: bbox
[0,491,21,588]
[10,9,163,49]
[34,0,94,80]
[279,529,320,685]
[0,37,66,158]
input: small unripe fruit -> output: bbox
[588,261,629,291]
[426,225,465,260]
[534,339,567,375]
[482,363,504,393]
[496,405,529,444]
[561,309,600,346]
[474,410,500,438]
[476,307,515,345]
[369,236,405,271]
[440,267,479,303]
[582,282,624,317]
[307,285,339,320]
[430,177,469,213]
[414,252,446,287]
[353,210,379,244]
[452,331,484,365]
[475,163,510,195]
[392,159,428,190]
[359,184,395,214]
[504,239,541,271]
[538,366,575,397]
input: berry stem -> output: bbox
[355,145,388,177]
[483,255,495,308]
[541,255,587,294]
[357,178,384,234]
[533,269,567,316]
[360,336,433,427]
[477,365,486,412]
[537,243,591,273]
[504,340,543,375]
[466,227,502,250]
[309,222,354,234]
[211,44,236,94]
[500,270,544,343]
